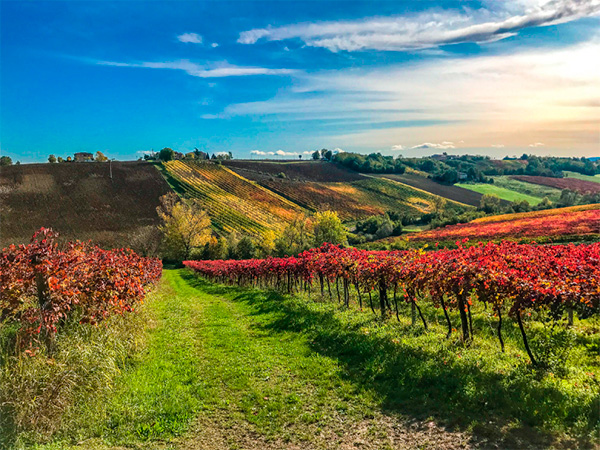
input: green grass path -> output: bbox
[64,268,597,450]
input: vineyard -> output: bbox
[184,240,600,366]
[404,204,600,243]
[162,161,304,237]
[0,228,162,350]
[512,175,600,195]
[259,177,468,221]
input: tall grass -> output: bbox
[0,302,149,449]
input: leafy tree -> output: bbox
[323,149,333,161]
[0,156,13,166]
[156,193,211,260]
[235,236,256,259]
[512,200,531,213]
[48,154,57,163]
[274,216,314,256]
[158,147,175,161]
[203,235,229,260]
[312,150,320,160]
[57,156,65,163]
[257,230,276,258]
[95,151,108,162]
[313,210,347,247]
[479,194,502,214]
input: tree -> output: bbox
[323,149,333,161]
[313,211,347,247]
[235,236,256,259]
[257,230,276,258]
[48,154,57,163]
[479,194,502,214]
[57,156,65,163]
[312,150,320,160]
[156,193,212,260]
[275,216,314,256]
[95,151,108,162]
[158,147,175,161]
[0,156,13,166]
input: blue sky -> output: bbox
[1,0,599,163]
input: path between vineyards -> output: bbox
[97,268,482,450]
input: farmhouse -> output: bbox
[74,152,94,162]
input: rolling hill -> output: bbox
[0,161,172,249]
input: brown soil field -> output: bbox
[223,160,364,182]
[0,161,171,249]
[511,175,600,195]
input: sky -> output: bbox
[1,0,599,163]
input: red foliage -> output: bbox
[0,228,162,348]
[184,241,600,318]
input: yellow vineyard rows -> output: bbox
[163,161,304,237]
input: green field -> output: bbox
[455,182,545,205]
[564,171,600,184]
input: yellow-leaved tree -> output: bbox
[156,193,212,260]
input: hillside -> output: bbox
[0,162,171,249]
[223,160,470,221]
[383,204,600,244]
[161,160,304,237]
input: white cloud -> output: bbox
[177,33,203,44]
[528,142,545,147]
[303,151,314,154]
[333,147,345,153]
[411,142,456,150]
[491,144,505,148]
[96,59,294,78]
[391,144,405,151]
[239,1,600,52]
[251,150,267,155]
[215,151,231,156]
[211,42,219,48]
[220,38,600,154]
[275,150,298,156]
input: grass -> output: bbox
[14,269,600,449]
[455,182,545,205]
[490,176,564,202]
[564,171,600,184]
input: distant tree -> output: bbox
[15,161,20,165]
[512,200,531,213]
[479,194,502,214]
[323,150,333,161]
[536,196,553,210]
[432,196,447,215]
[211,153,217,160]
[313,210,347,247]
[57,156,65,163]
[66,156,72,162]
[158,148,175,162]
[185,152,196,160]
[48,154,57,163]
[299,155,302,160]
[0,156,13,166]
[95,151,108,162]
[312,150,320,160]
[156,193,212,260]
[202,235,229,260]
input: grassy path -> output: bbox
[65,269,595,450]
[87,269,474,449]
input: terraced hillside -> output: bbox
[0,161,171,249]
[161,161,304,237]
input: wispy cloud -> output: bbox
[391,144,405,151]
[412,141,456,150]
[96,59,294,78]
[528,142,546,147]
[239,0,600,51]
[221,38,599,153]
[177,32,203,44]
[491,144,505,148]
